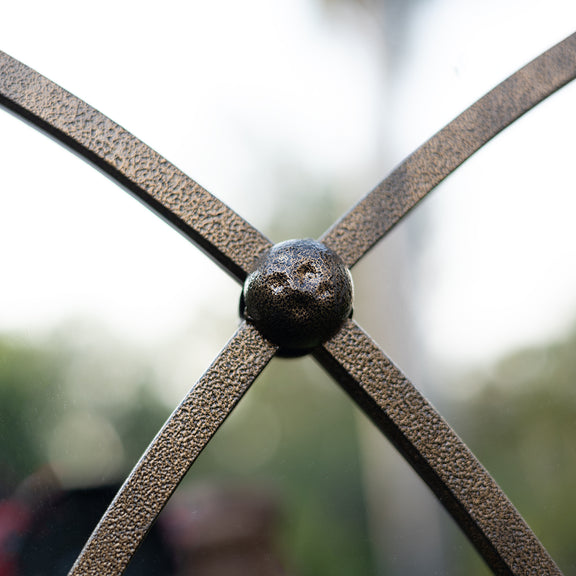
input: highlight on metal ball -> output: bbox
[241,239,354,356]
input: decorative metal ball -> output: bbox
[241,239,353,355]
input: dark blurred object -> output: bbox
[1,469,289,576]
[0,499,30,576]
[164,486,287,576]
[9,480,174,576]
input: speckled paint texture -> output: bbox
[320,34,576,269]
[69,322,276,575]
[1,33,576,576]
[0,51,272,283]
[315,320,562,575]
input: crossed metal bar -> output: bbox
[1,32,575,575]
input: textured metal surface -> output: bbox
[320,32,576,269]
[0,51,272,283]
[242,239,353,355]
[68,322,277,575]
[0,34,573,576]
[314,319,561,576]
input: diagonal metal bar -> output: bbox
[0,51,272,283]
[314,319,561,576]
[68,321,277,576]
[320,33,576,269]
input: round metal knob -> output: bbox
[241,239,353,355]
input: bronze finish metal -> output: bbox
[0,51,272,283]
[68,321,277,575]
[314,320,560,575]
[1,32,575,576]
[320,33,576,268]
[242,239,353,355]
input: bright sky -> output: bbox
[397,0,576,366]
[1,0,576,371]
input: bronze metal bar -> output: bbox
[314,319,561,576]
[0,51,272,283]
[68,321,277,576]
[320,33,576,269]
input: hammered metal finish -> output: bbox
[242,239,353,354]
[320,32,576,269]
[68,322,277,575]
[0,51,272,283]
[1,32,574,576]
[314,320,561,576]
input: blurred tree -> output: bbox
[0,325,374,574]
[186,356,375,576]
[447,328,576,574]
[0,338,63,491]
[0,331,168,493]
[316,0,427,72]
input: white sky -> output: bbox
[397,0,576,367]
[1,0,576,372]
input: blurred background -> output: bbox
[1,0,576,574]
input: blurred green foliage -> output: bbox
[0,338,63,489]
[0,331,168,493]
[0,330,374,574]
[446,328,576,575]
[185,356,375,576]
[4,316,576,574]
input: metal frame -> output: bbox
[1,31,575,576]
